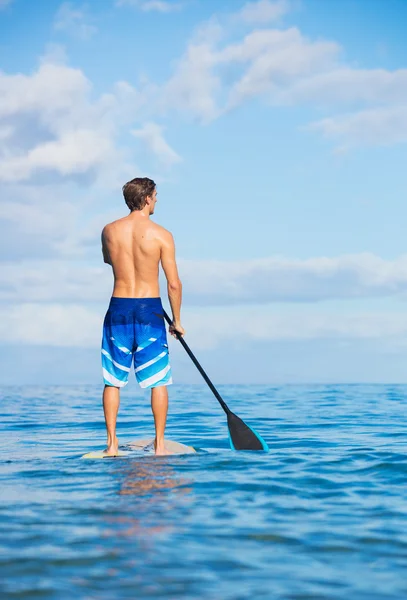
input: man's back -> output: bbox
[102,214,164,298]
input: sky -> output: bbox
[1,0,407,385]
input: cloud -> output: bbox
[179,253,407,305]
[309,105,407,148]
[0,61,104,183]
[0,176,128,263]
[116,0,183,12]
[235,0,290,24]
[0,54,181,266]
[163,34,221,122]
[3,253,407,305]
[0,130,115,183]
[0,304,102,347]
[163,22,341,120]
[131,122,182,167]
[0,61,90,118]
[0,0,12,8]
[0,184,81,260]
[280,67,407,107]
[161,7,407,148]
[2,302,407,350]
[184,308,407,351]
[0,261,110,302]
[222,28,340,109]
[54,3,97,39]
[0,59,148,184]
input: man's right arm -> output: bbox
[160,230,184,336]
[101,226,112,266]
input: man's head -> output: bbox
[122,177,157,214]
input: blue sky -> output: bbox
[1,0,407,385]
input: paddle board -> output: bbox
[128,438,196,454]
[81,449,130,459]
[81,437,196,459]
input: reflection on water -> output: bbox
[101,459,194,548]
[117,459,192,497]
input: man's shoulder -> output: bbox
[102,216,127,235]
[151,221,173,240]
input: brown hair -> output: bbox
[122,177,156,211]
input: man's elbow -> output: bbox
[168,278,182,292]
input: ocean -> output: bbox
[1,383,406,599]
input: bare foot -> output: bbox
[154,440,172,456]
[104,436,119,456]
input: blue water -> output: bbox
[1,384,407,599]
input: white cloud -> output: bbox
[163,22,341,120]
[0,186,78,238]
[132,122,182,167]
[116,0,183,12]
[309,105,407,148]
[0,129,115,183]
[2,302,407,350]
[0,177,130,263]
[280,67,407,107]
[0,59,148,184]
[54,3,97,40]
[0,0,12,9]
[161,7,407,147]
[163,34,221,121]
[0,183,82,261]
[3,253,407,305]
[179,254,407,304]
[0,55,179,266]
[184,308,407,350]
[222,28,340,109]
[0,261,110,302]
[236,0,290,24]
[0,304,102,347]
[0,62,90,118]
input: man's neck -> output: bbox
[129,208,150,219]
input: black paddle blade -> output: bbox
[227,411,269,451]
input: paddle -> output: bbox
[163,310,269,452]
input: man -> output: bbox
[101,177,184,456]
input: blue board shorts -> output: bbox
[101,297,172,389]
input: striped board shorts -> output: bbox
[101,297,172,389]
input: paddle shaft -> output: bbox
[163,310,230,415]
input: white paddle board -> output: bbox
[81,449,130,459]
[81,437,196,459]
[128,438,196,455]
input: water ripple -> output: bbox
[1,383,407,599]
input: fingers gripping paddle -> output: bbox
[163,310,269,452]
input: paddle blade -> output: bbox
[227,411,269,451]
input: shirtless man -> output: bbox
[101,177,185,456]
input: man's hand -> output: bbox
[169,321,185,338]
